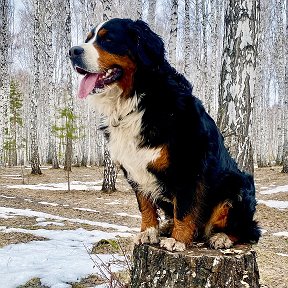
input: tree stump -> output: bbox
[131,243,260,288]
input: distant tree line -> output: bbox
[0,0,287,185]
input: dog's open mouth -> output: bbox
[76,66,122,99]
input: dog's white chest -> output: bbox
[107,111,161,194]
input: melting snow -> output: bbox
[276,253,288,257]
[74,207,100,213]
[0,195,16,199]
[260,185,288,195]
[6,181,103,191]
[38,201,59,207]
[273,231,288,237]
[0,226,128,288]
[257,200,288,210]
[115,212,141,219]
[0,207,139,233]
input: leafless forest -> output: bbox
[0,0,287,177]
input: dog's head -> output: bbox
[69,18,165,100]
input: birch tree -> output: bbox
[217,0,260,174]
[282,0,288,173]
[0,0,11,166]
[45,0,59,169]
[30,0,42,175]
[61,0,74,172]
[103,0,112,21]
[147,0,156,30]
[168,0,178,66]
[183,0,191,78]
[101,2,117,192]
[136,0,143,19]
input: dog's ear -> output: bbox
[128,20,165,68]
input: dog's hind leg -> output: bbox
[204,201,236,249]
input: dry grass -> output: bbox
[0,165,287,287]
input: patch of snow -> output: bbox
[74,207,100,213]
[0,227,127,288]
[260,185,288,195]
[6,181,103,191]
[260,229,267,234]
[0,195,16,199]
[276,253,288,257]
[115,212,141,219]
[1,174,22,177]
[104,201,121,205]
[38,201,59,207]
[257,200,288,210]
[273,231,288,237]
[0,207,138,233]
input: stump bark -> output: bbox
[131,243,260,288]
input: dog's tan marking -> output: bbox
[94,45,136,98]
[98,28,108,38]
[148,145,169,171]
[171,199,195,245]
[205,201,232,237]
[172,213,195,245]
[136,193,159,231]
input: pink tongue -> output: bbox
[78,73,99,99]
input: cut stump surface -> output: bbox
[131,243,260,288]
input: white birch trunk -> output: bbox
[30,0,42,175]
[190,0,201,101]
[0,0,10,166]
[168,0,178,66]
[201,0,209,113]
[147,0,156,30]
[46,0,59,168]
[183,0,191,78]
[217,0,260,174]
[103,0,112,21]
[135,0,143,19]
[63,0,74,172]
[282,0,288,173]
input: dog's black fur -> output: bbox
[70,18,261,249]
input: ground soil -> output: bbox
[0,165,287,288]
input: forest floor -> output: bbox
[0,165,287,288]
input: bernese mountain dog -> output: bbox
[69,18,261,251]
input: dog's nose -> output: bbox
[69,46,84,58]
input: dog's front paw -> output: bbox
[134,227,159,244]
[209,233,233,249]
[160,237,186,252]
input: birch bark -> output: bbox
[30,0,42,175]
[0,0,10,166]
[147,0,156,30]
[282,0,288,173]
[103,0,112,21]
[136,0,143,19]
[217,0,260,174]
[62,0,74,172]
[168,0,178,66]
[183,0,191,78]
[101,3,117,191]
